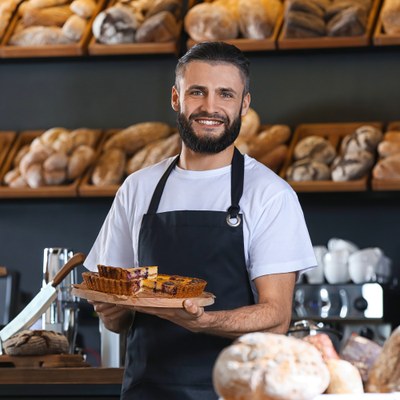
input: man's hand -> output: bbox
[88,300,133,333]
[130,299,208,333]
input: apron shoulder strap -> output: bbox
[227,147,244,220]
[147,155,179,213]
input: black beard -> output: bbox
[177,111,242,154]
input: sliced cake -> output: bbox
[143,274,207,298]
[97,265,158,281]
[82,271,143,296]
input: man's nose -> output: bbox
[200,94,218,113]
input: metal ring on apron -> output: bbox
[226,214,241,227]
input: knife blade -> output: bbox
[0,252,86,353]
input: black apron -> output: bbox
[121,148,254,400]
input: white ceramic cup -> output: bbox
[323,249,351,284]
[348,247,383,284]
[305,246,328,284]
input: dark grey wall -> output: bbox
[1,46,400,362]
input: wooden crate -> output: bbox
[371,121,400,191]
[78,129,120,197]
[87,0,182,56]
[373,9,400,46]
[186,13,284,52]
[0,131,17,172]
[277,0,381,50]
[280,122,383,192]
[0,129,101,198]
[0,0,106,58]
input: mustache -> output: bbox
[189,112,229,124]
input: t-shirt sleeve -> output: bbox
[84,190,135,271]
[248,188,317,281]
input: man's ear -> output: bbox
[241,93,251,117]
[171,86,180,112]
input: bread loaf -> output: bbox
[286,158,331,181]
[367,325,400,393]
[377,140,400,158]
[384,131,400,142]
[248,125,291,159]
[135,10,179,42]
[43,151,69,172]
[25,163,45,188]
[372,154,400,179]
[125,145,152,175]
[3,330,69,356]
[146,0,182,20]
[104,122,171,155]
[21,5,73,28]
[327,5,367,36]
[340,125,383,154]
[331,150,374,181]
[43,168,67,185]
[326,359,364,394]
[184,2,239,41]
[381,0,400,34]
[213,332,330,400]
[62,14,87,41]
[294,135,336,163]
[70,0,96,18]
[9,25,72,46]
[258,144,288,172]
[238,107,260,139]
[67,144,95,180]
[92,148,125,186]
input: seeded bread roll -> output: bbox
[213,332,330,400]
[294,135,336,164]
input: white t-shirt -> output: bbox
[85,155,316,294]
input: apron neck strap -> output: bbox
[146,148,245,216]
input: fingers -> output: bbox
[183,299,204,318]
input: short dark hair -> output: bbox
[175,42,250,94]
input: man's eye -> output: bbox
[191,90,203,96]
[221,92,233,98]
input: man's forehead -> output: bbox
[178,61,244,86]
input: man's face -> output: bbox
[171,61,250,154]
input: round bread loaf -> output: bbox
[3,330,69,356]
[213,332,330,400]
[286,158,331,181]
[340,125,383,155]
[326,359,364,394]
[294,135,336,164]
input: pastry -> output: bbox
[82,271,143,295]
[143,274,207,298]
[97,264,158,280]
[213,332,330,400]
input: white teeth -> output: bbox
[197,119,221,126]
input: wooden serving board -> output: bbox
[0,354,90,368]
[72,283,215,308]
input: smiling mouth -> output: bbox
[194,118,224,127]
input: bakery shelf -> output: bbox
[280,122,383,192]
[87,0,182,56]
[0,0,106,58]
[371,121,400,191]
[0,129,102,198]
[373,10,400,46]
[0,131,17,174]
[277,0,381,50]
[186,13,283,52]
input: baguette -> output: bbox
[248,125,291,158]
[104,122,171,155]
[257,144,288,172]
[92,148,125,186]
[67,144,95,180]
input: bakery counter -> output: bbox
[0,367,123,399]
